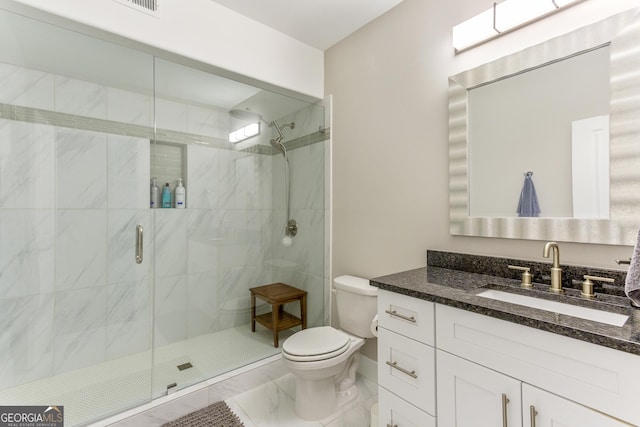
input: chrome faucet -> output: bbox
[543,242,563,293]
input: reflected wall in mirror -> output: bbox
[468,45,610,218]
[449,7,640,245]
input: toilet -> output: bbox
[281,275,378,421]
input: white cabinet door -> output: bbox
[437,350,522,427]
[522,384,630,427]
[377,386,436,427]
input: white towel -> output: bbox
[625,228,640,306]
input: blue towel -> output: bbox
[516,172,541,217]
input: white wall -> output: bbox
[326,0,640,284]
[2,0,324,99]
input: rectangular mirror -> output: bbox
[449,7,640,245]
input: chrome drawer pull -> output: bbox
[530,405,537,427]
[385,309,416,323]
[386,361,417,379]
[502,393,510,427]
[386,424,398,427]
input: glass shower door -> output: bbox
[150,57,328,398]
[0,7,155,425]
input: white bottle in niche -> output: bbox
[150,177,160,208]
[175,179,186,209]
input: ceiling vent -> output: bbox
[114,0,159,18]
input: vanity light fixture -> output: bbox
[453,0,583,53]
[229,122,260,143]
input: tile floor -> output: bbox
[103,355,377,427]
[225,372,377,427]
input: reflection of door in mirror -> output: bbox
[572,115,609,219]
[467,45,610,218]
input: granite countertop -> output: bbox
[371,265,640,356]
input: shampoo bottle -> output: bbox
[162,183,172,208]
[150,177,160,208]
[175,179,186,209]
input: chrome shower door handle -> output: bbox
[135,224,143,264]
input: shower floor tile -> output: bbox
[0,324,294,426]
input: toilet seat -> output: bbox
[282,327,351,362]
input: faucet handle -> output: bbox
[508,265,533,288]
[581,275,615,299]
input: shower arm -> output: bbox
[269,121,294,140]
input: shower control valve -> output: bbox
[287,219,298,237]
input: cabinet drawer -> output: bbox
[378,386,436,427]
[378,289,434,345]
[378,327,435,415]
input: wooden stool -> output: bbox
[250,283,307,347]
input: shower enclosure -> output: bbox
[0,5,328,426]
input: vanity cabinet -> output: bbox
[376,294,640,426]
[377,290,436,427]
[438,350,627,427]
[436,304,639,426]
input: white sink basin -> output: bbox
[477,289,628,327]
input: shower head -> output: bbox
[270,137,287,156]
[269,120,289,157]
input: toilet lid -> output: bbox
[282,327,350,361]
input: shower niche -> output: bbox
[150,141,188,208]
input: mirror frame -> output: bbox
[448,7,640,246]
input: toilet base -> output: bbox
[294,376,337,421]
[293,376,361,421]
[292,353,362,421]
[336,381,360,408]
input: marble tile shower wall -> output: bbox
[0,62,326,390]
[269,140,327,328]
[156,145,275,346]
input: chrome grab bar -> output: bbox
[135,224,143,264]
[385,309,416,323]
[385,361,417,379]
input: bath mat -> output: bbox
[161,401,244,427]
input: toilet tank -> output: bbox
[334,275,378,338]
